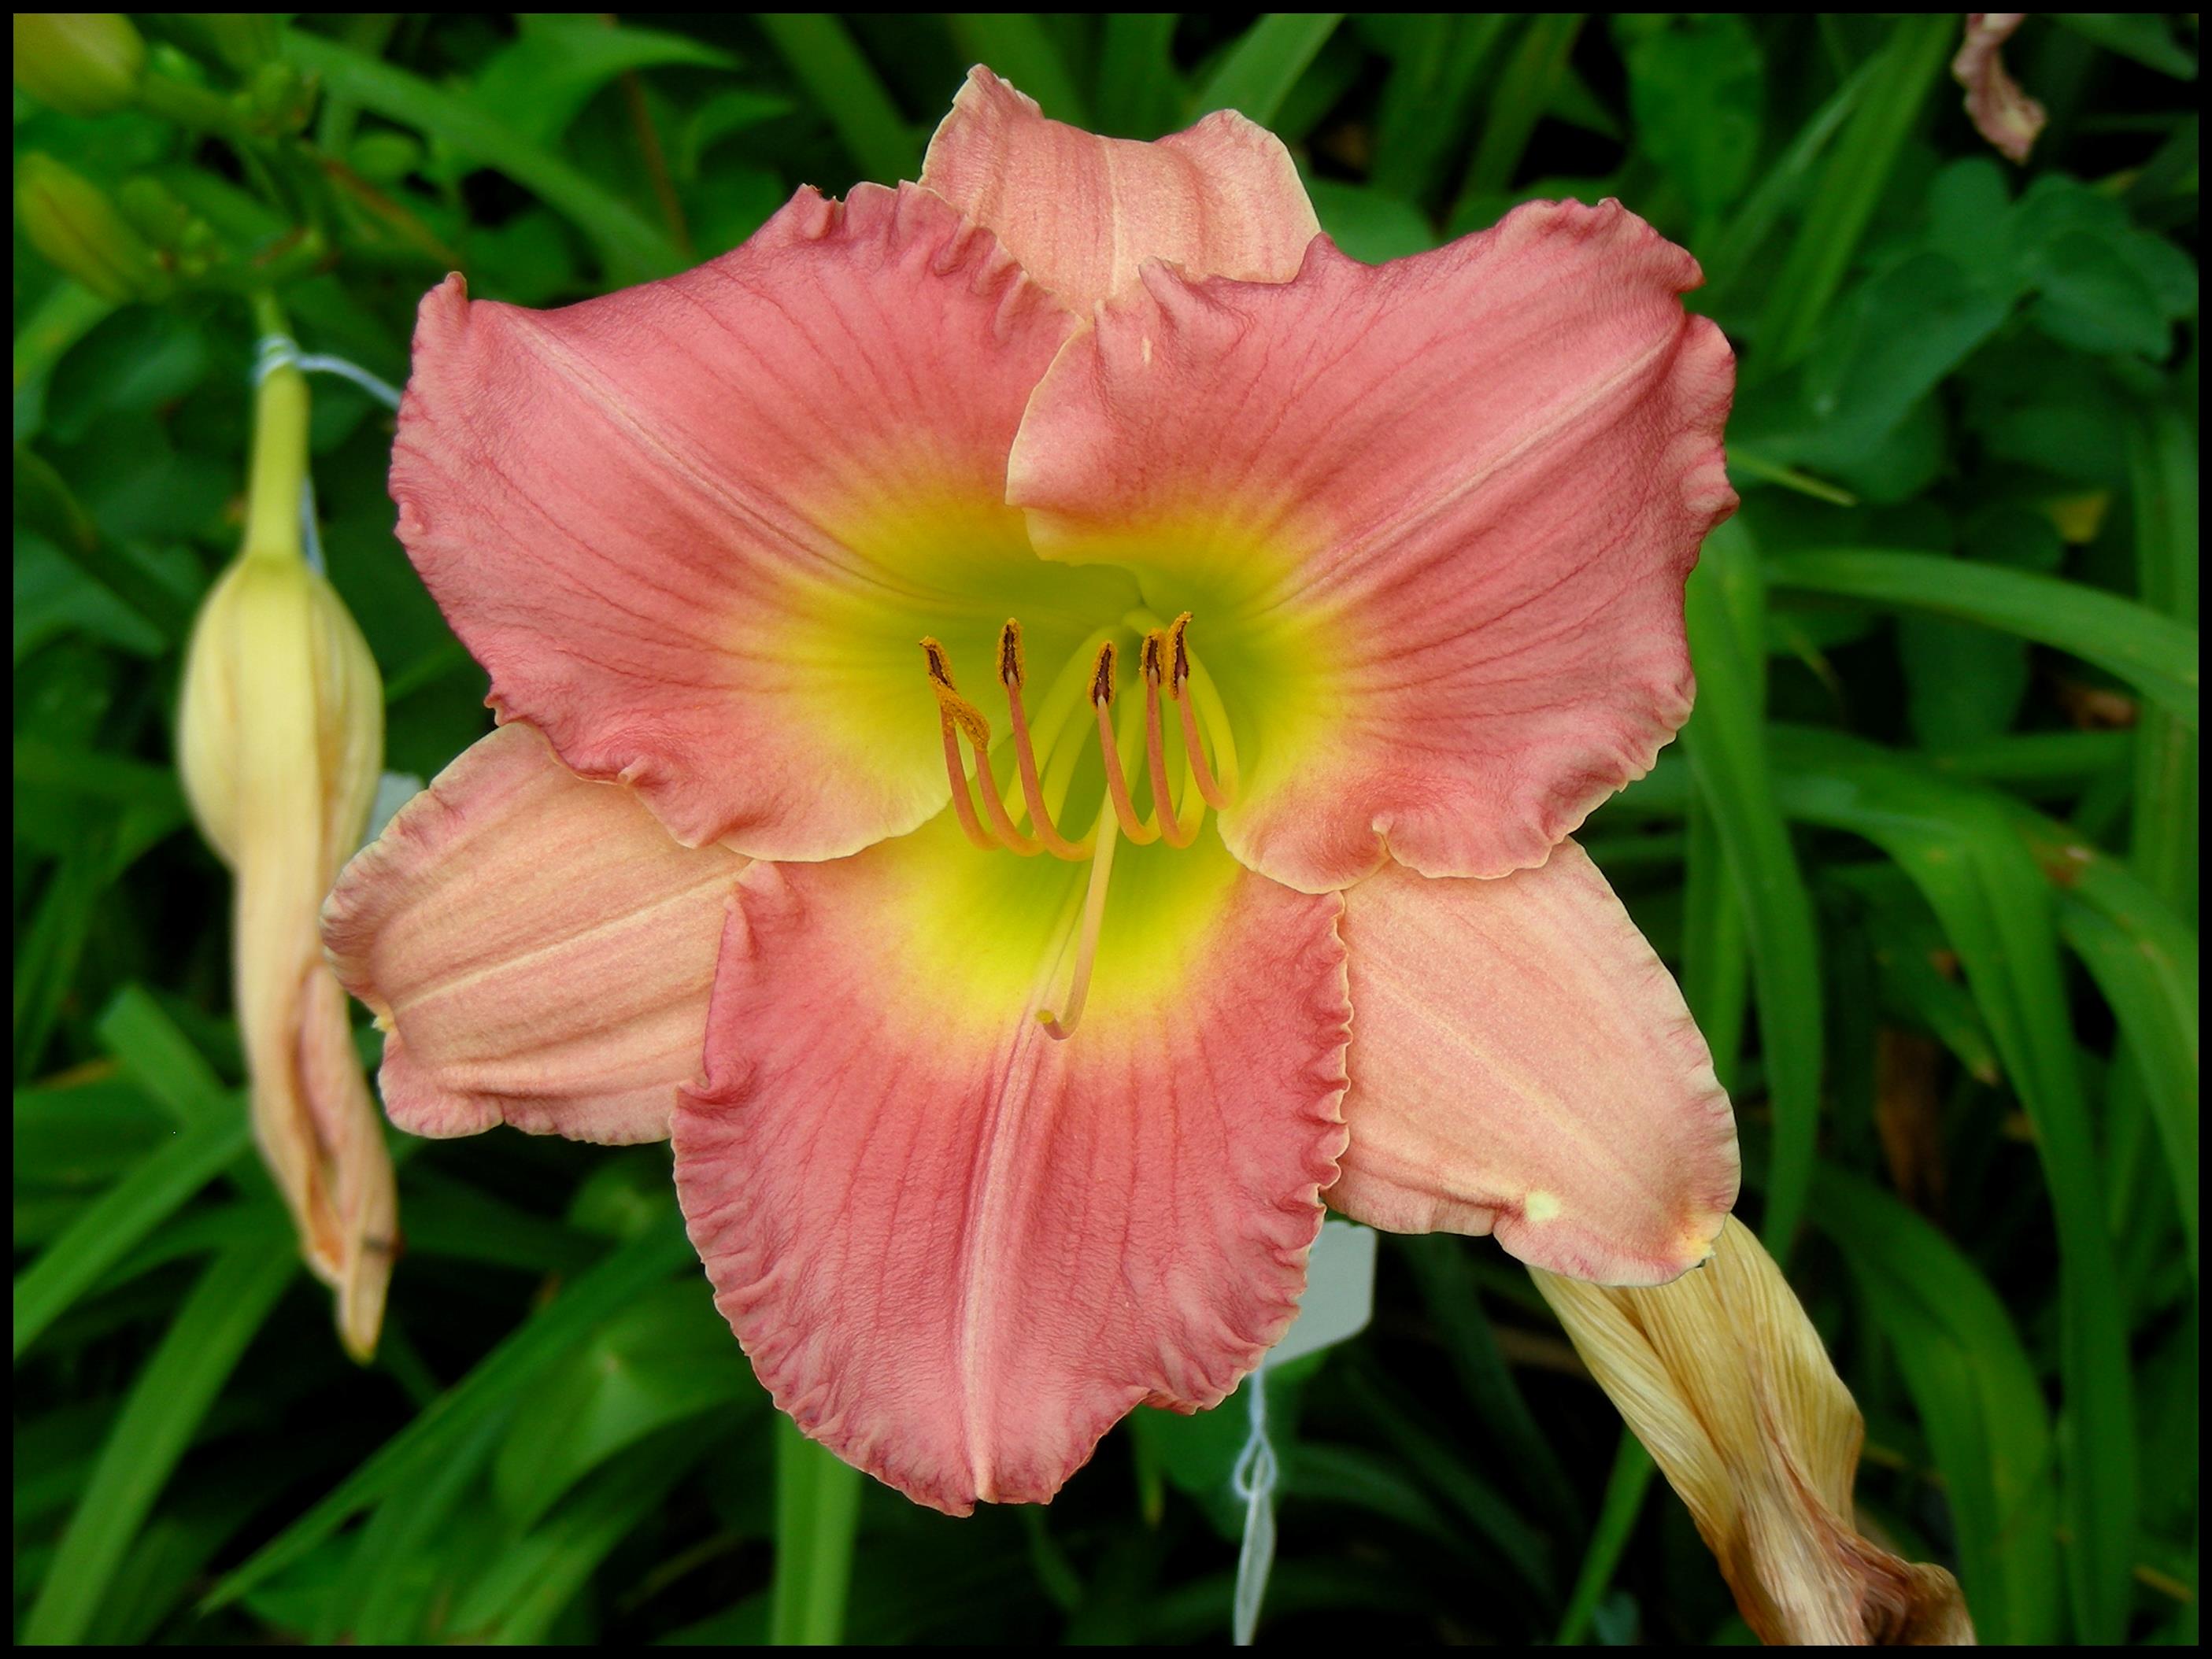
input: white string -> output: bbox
[252,333,403,410]
[298,471,324,575]
[251,334,399,574]
[1230,1367,1280,1646]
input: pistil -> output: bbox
[1039,802,1118,1041]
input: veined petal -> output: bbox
[674,817,1350,1513]
[323,724,744,1145]
[1008,201,1736,892]
[919,65,1319,311]
[391,181,1132,863]
[1327,842,1737,1284]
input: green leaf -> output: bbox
[1622,14,1765,216]
[203,1217,697,1609]
[1189,13,1345,126]
[770,1414,864,1645]
[492,1277,760,1528]
[464,1429,704,1642]
[1456,14,1585,203]
[1812,1167,2061,1645]
[2126,399,2199,921]
[463,15,738,158]
[1553,1433,1657,1645]
[1683,522,1823,1252]
[753,13,918,186]
[1305,179,1438,264]
[1794,251,2012,461]
[1369,14,1511,205]
[1754,13,1954,368]
[1766,550,2199,730]
[1094,14,1183,138]
[2050,13,2199,79]
[1702,54,1877,306]
[13,1111,252,1361]
[21,1243,295,1644]
[280,30,686,281]
[97,985,235,1128]
[1770,730,2138,1642]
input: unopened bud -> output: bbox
[15,153,169,302]
[179,554,383,874]
[12,13,146,116]
[116,175,196,249]
[179,549,394,1359]
[242,61,314,135]
[185,12,283,72]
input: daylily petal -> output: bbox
[390,181,1133,862]
[1326,841,1737,1284]
[1008,200,1736,892]
[323,723,744,1145]
[673,816,1350,1513]
[919,65,1319,311]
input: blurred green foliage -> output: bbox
[12,11,2199,1646]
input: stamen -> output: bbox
[923,637,1039,855]
[999,619,1093,859]
[1089,641,1157,844]
[1141,631,1200,848]
[964,725,1044,855]
[1167,612,1236,809]
[1040,804,1118,1040]
[922,638,997,851]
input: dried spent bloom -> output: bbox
[179,348,396,1359]
[1533,1218,1976,1646]
[327,66,1741,1513]
[1952,13,2046,165]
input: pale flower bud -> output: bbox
[1533,1218,1975,1646]
[12,13,146,116]
[16,153,169,303]
[179,547,396,1360]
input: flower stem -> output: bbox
[769,1417,862,1646]
[242,292,308,566]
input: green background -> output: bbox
[13,12,2199,1646]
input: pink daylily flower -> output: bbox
[324,68,1740,1515]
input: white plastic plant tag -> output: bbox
[1263,1217,1378,1370]
[1234,1221,1378,1644]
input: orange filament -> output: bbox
[1167,612,1236,810]
[998,619,1094,859]
[923,619,1232,865]
[1141,632,1201,848]
[938,723,997,850]
[923,639,998,851]
[1089,641,1158,845]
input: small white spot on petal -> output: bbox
[1524,1190,1563,1222]
[1140,334,1153,366]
